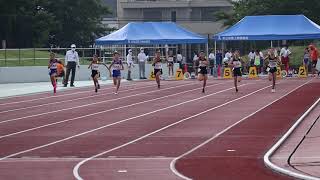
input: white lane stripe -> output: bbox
[0,81,157,106]
[170,79,313,180]
[0,82,225,139]
[72,83,270,180]
[0,83,249,162]
[264,97,320,180]
[0,81,186,114]
[2,157,175,162]
[0,82,196,125]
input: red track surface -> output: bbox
[0,78,318,180]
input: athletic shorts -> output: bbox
[112,70,121,78]
[233,67,242,77]
[303,58,309,65]
[154,69,163,75]
[269,67,277,73]
[312,60,317,68]
[91,70,99,78]
[198,67,208,75]
[49,69,57,76]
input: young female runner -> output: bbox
[88,54,102,93]
[230,50,242,92]
[109,51,124,94]
[265,49,280,93]
[48,52,58,94]
[153,49,163,89]
[167,50,174,77]
[197,51,209,93]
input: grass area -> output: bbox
[241,46,306,69]
[0,49,91,66]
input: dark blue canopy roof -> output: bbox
[96,22,207,45]
[214,15,320,41]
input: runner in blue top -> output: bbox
[48,52,58,94]
[109,51,124,94]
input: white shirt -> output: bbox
[65,50,80,66]
[138,52,148,62]
[280,48,291,58]
[193,55,199,62]
[225,52,232,60]
[91,63,99,71]
[126,54,133,66]
[177,54,183,62]
[209,53,215,60]
[248,52,255,60]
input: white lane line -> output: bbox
[0,83,249,162]
[0,82,225,139]
[0,81,157,106]
[0,81,183,114]
[170,79,313,180]
[0,82,196,125]
[264,97,320,180]
[2,157,176,162]
[72,83,269,180]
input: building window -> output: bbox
[201,8,218,21]
[143,9,162,21]
[171,11,176,22]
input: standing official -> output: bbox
[64,44,80,87]
[138,48,148,79]
[126,49,134,81]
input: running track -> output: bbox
[0,78,319,180]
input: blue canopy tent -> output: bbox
[96,22,207,45]
[214,15,320,41]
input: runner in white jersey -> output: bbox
[229,50,242,92]
[197,51,209,93]
[167,50,174,77]
[88,54,106,93]
[265,49,280,93]
[153,49,163,89]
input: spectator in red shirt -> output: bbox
[309,44,319,76]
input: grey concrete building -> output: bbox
[116,0,232,36]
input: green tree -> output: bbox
[217,0,320,27]
[47,0,111,47]
[0,0,111,48]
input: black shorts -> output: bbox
[198,67,208,75]
[91,70,99,78]
[269,67,277,73]
[154,69,162,75]
[312,60,317,68]
[233,67,242,77]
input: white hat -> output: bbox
[128,49,132,52]
[71,44,76,48]
[140,47,144,50]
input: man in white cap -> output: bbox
[64,44,80,87]
[126,49,134,80]
[138,47,148,79]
